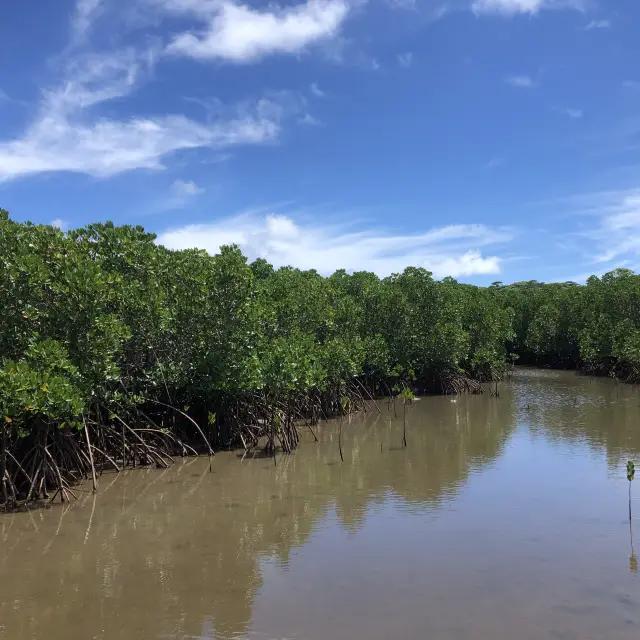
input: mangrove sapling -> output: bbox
[207,412,216,472]
[628,461,635,522]
[398,387,416,448]
[629,461,637,574]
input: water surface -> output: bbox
[2,369,640,639]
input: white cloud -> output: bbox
[623,80,640,91]
[397,52,413,68]
[51,218,69,230]
[157,212,512,278]
[310,82,326,98]
[554,105,583,118]
[0,112,280,181]
[584,19,610,29]
[505,74,535,88]
[0,87,283,181]
[0,0,339,182]
[164,0,350,63]
[472,0,583,15]
[72,0,105,41]
[0,44,293,181]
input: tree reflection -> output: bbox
[0,392,518,640]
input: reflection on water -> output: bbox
[514,370,640,471]
[1,369,640,639]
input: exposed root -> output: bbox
[1,371,484,512]
[440,372,484,395]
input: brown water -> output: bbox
[2,369,640,640]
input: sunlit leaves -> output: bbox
[0,340,83,432]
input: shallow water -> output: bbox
[2,369,640,640]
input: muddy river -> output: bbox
[1,369,639,639]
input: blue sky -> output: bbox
[1,0,639,283]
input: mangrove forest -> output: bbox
[2,208,640,508]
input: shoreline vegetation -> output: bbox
[2,209,640,510]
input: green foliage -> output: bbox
[628,461,635,483]
[1,340,84,435]
[5,209,640,452]
[491,271,640,380]
[397,387,416,403]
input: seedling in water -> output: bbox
[628,461,636,574]
[398,387,416,447]
[628,460,635,517]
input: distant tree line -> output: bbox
[490,272,640,380]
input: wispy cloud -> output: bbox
[433,4,450,19]
[486,156,504,170]
[579,189,640,265]
[0,69,286,181]
[310,82,326,98]
[623,80,640,91]
[172,178,203,197]
[318,32,381,71]
[385,0,417,10]
[584,19,610,30]
[0,88,29,108]
[163,0,351,63]
[157,212,514,278]
[397,52,413,68]
[163,178,205,209]
[71,0,104,42]
[0,1,303,182]
[505,74,536,88]
[299,113,323,125]
[553,105,583,119]
[472,0,584,15]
